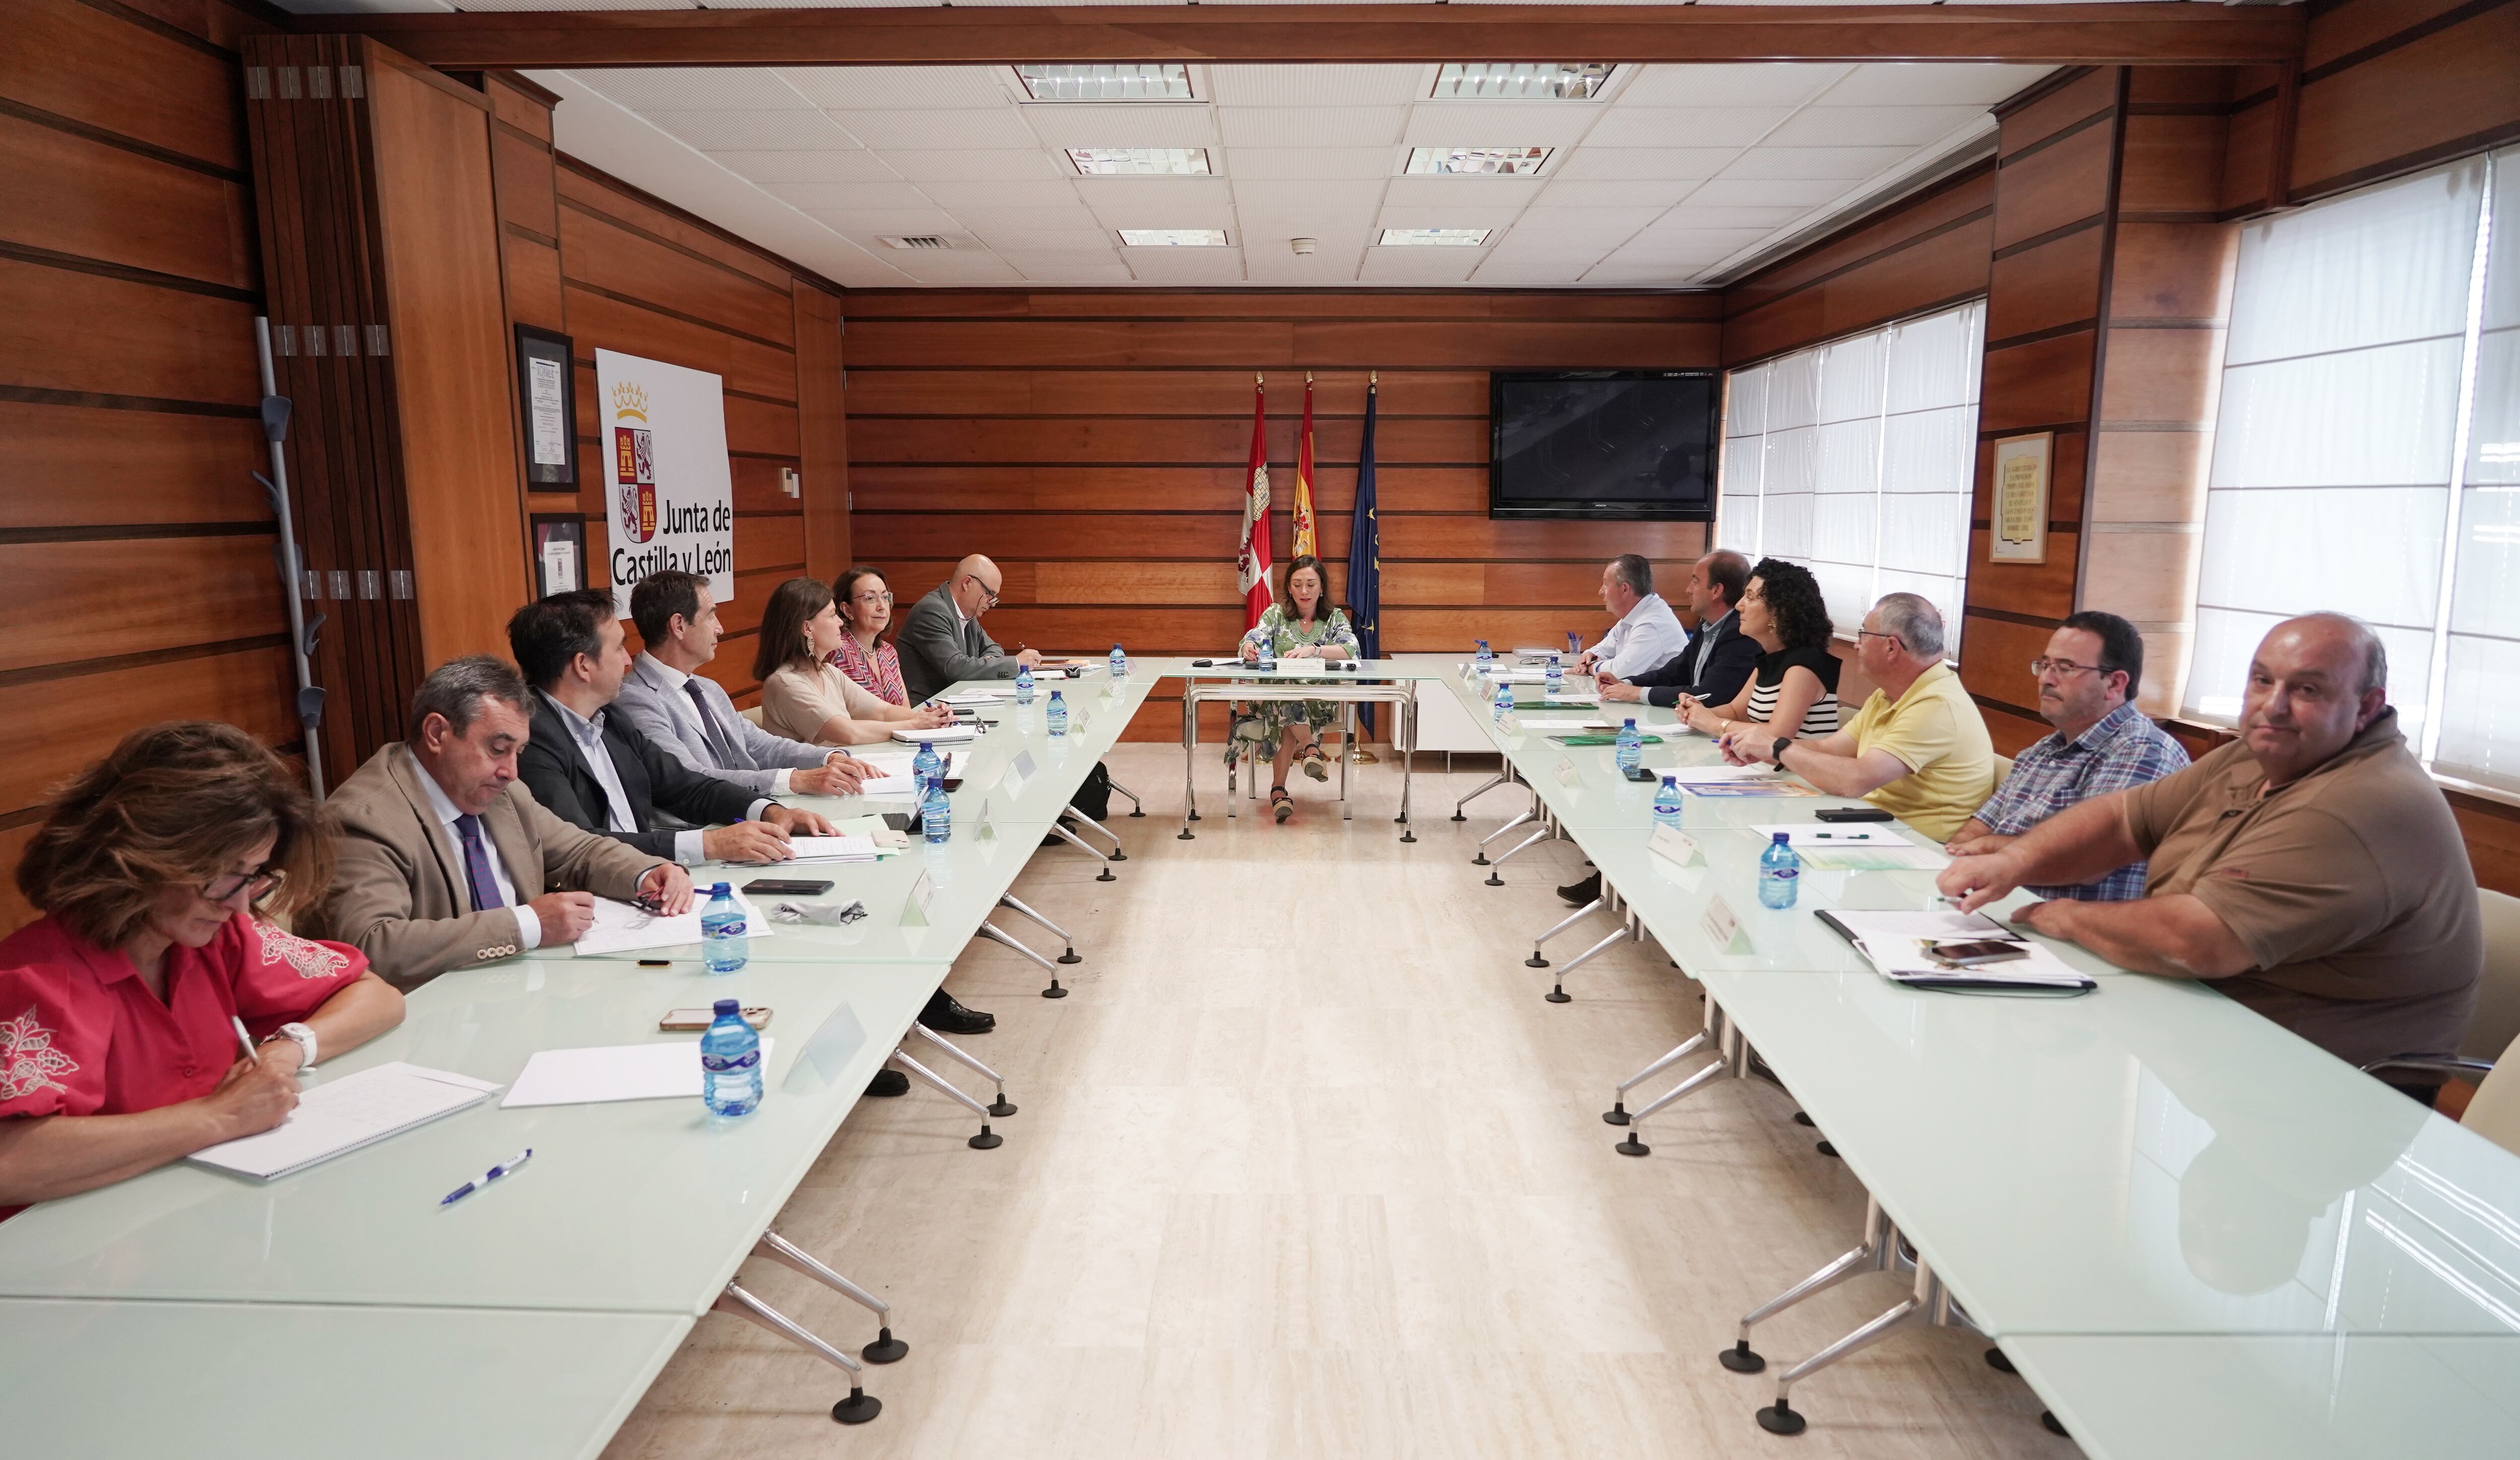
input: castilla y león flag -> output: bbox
[1290,375,1318,560]
[1237,376,1275,630]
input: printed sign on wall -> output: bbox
[595,348,735,616]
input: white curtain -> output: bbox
[1714,298,1985,651]
[2187,151,2510,790]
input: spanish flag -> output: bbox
[1290,374,1318,560]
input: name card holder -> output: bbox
[1699,893,1753,954]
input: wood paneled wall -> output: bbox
[476,75,851,706]
[1722,160,1996,367]
[0,0,285,931]
[841,289,1721,738]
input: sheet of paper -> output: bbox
[1663,764,1783,784]
[501,1038,778,1109]
[571,892,776,957]
[856,775,921,799]
[893,725,979,744]
[1754,823,1931,851]
[190,1063,501,1180]
[783,834,876,863]
[939,691,1013,705]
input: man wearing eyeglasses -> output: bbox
[897,554,1041,703]
[1945,607,2187,902]
[1943,613,2188,899]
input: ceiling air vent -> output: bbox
[880,235,953,251]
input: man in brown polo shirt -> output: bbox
[1938,613,2481,1078]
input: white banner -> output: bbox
[595,348,735,617]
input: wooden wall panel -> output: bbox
[2290,0,2520,202]
[0,0,298,932]
[793,284,852,580]
[846,288,1718,739]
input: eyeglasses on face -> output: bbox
[964,576,1002,607]
[852,590,895,605]
[200,867,278,902]
[2030,657,2107,678]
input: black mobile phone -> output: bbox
[1927,940,2030,967]
[880,812,912,832]
[744,878,834,895]
[1190,658,1217,667]
[1623,765,1657,782]
[1814,807,1897,823]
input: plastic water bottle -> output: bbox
[912,739,940,785]
[1016,662,1035,705]
[700,882,747,975]
[1047,689,1068,736]
[700,998,762,1118]
[1653,774,1684,829]
[1493,677,1514,721]
[1109,643,1127,680]
[1256,639,1276,672]
[1475,639,1493,668]
[1567,631,1581,660]
[1545,654,1564,695]
[1615,718,1643,775]
[920,773,951,844]
[1759,832,1802,910]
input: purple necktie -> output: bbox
[454,813,504,911]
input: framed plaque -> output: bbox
[515,325,577,488]
[530,514,586,597]
[1990,432,2052,565]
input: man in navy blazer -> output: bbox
[1599,550,1759,709]
[508,591,833,865]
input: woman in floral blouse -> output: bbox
[827,565,913,706]
[1233,555,1361,822]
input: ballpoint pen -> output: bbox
[230,1014,259,1064]
[440,1149,534,1207]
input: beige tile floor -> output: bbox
[601,745,2076,1459]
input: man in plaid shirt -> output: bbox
[1946,612,2188,900]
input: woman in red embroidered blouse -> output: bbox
[0,722,403,1213]
[827,564,912,707]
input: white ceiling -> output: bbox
[523,60,2050,288]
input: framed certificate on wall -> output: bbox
[530,514,586,597]
[1990,432,2052,564]
[515,325,577,488]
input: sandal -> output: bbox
[1300,744,1330,782]
[1271,786,1293,823]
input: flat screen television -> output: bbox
[1489,370,1720,521]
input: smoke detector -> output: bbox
[1290,237,1318,256]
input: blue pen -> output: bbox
[440,1148,533,1207]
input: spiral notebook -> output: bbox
[187,1062,502,1181]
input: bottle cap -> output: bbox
[714,998,740,1016]
[1624,718,1636,728]
[1662,774,1676,785]
[1772,832,1791,843]
[711,881,731,895]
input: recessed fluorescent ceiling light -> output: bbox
[1119,229,1228,247]
[1067,147,1213,176]
[1015,64,1194,103]
[1405,146,1552,177]
[1378,228,1491,247]
[1432,63,1615,101]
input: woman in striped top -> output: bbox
[1674,558,1842,742]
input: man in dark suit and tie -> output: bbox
[508,590,834,865]
[896,555,1041,703]
[1598,550,1759,709]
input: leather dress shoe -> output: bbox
[922,988,996,1035]
[864,1069,910,1098]
[1556,871,1602,906]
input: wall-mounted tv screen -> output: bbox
[1489,371,1720,522]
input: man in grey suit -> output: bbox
[307,656,687,991]
[896,554,1041,703]
[614,570,867,807]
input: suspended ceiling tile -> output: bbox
[1219,146,1401,181]
[1376,203,1527,231]
[647,110,861,151]
[1243,250,1367,285]
[1616,64,1851,109]
[997,251,1136,283]
[1018,104,1220,150]
[1653,203,1815,229]
[1208,64,1429,109]
[889,251,1027,283]
[1764,105,1991,147]
[806,209,967,237]
[1230,178,1391,215]
[703,151,902,184]
[763,180,936,212]
[1510,204,1670,235]
[1081,190,1235,230]
[1358,247,1485,283]
[829,107,1041,151]
[1719,146,1922,181]
[1534,178,1702,209]
[1553,147,1741,181]
[1402,104,1607,149]
[1074,175,1233,209]
[1583,107,1797,149]
[913,178,1086,209]
[776,65,1016,111]
[873,149,1070,182]
[1683,177,1858,207]
[951,212,1114,251]
[1814,63,2055,107]
[572,68,811,112]
[1218,106,1409,149]
[1124,248,1249,283]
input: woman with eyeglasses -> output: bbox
[756,576,954,746]
[0,722,403,1215]
[827,565,913,707]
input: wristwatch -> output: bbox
[261,1021,318,1068]
[1771,737,1792,770]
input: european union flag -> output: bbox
[1347,377,1382,737]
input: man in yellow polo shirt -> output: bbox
[1718,592,1995,841]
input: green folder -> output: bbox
[1548,734,1666,747]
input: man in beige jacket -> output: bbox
[307,655,685,990]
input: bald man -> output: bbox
[897,554,1042,702]
[1939,613,2482,1084]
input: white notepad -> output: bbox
[187,1062,502,1181]
[892,725,979,745]
[501,1038,777,1108]
[783,834,877,863]
[571,892,777,957]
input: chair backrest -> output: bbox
[2463,888,2520,1062]
[740,705,764,726]
[1991,753,2014,784]
[2462,1028,2520,1159]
